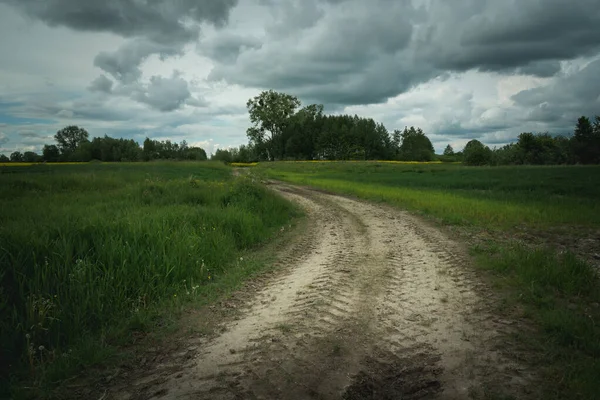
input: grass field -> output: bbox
[257,161,600,399]
[258,161,600,228]
[0,162,299,398]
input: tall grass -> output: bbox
[0,162,298,392]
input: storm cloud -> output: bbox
[0,0,599,155]
[2,0,239,44]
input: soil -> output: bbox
[106,182,537,400]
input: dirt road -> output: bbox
[114,183,533,400]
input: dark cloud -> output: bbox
[88,75,114,93]
[1,0,239,110]
[204,0,600,106]
[513,59,600,124]
[131,74,202,112]
[208,0,419,105]
[198,33,262,63]
[515,61,562,78]
[2,0,238,44]
[94,39,182,84]
[423,0,600,74]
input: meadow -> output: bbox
[258,161,600,399]
[258,161,600,228]
[0,162,299,397]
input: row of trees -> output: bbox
[1,126,207,163]
[243,90,600,165]
[245,90,435,161]
[456,116,600,166]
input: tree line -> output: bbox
[453,115,600,166]
[2,90,599,166]
[242,91,436,162]
[222,90,599,166]
[1,126,208,163]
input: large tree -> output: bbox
[573,115,600,164]
[22,151,40,163]
[443,144,454,156]
[42,144,60,162]
[246,90,301,160]
[463,139,492,166]
[398,127,435,161]
[54,125,89,155]
[10,151,24,162]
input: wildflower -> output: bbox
[25,334,31,340]
[39,345,45,351]
[239,257,244,261]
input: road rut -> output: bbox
[114,182,533,400]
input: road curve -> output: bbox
[114,182,533,400]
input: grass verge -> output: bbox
[0,162,300,399]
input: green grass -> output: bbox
[258,162,600,228]
[258,161,600,400]
[0,162,299,397]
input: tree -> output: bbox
[443,144,454,156]
[246,90,301,160]
[391,130,402,158]
[54,125,89,155]
[463,139,492,166]
[211,148,233,163]
[572,115,600,164]
[0,154,9,162]
[22,151,40,163]
[43,145,60,162]
[398,127,435,161]
[10,151,23,162]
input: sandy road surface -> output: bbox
[113,183,532,400]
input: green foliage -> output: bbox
[463,139,493,166]
[42,145,60,162]
[245,92,411,161]
[246,90,302,160]
[0,154,8,162]
[54,126,89,156]
[10,151,24,162]
[22,152,41,163]
[572,116,600,164]
[142,137,206,161]
[443,144,454,156]
[211,148,233,163]
[0,162,297,390]
[398,127,435,161]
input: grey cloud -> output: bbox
[512,58,600,124]
[515,60,562,78]
[94,39,182,84]
[131,74,198,112]
[425,0,600,74]
[2,0,238,45]
[18,131,43,138]
[198,33,262,63]
[0,132,8,145]
[88,75,114,93]
[206,0,600,107]
[208,0,419,105]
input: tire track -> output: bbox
[111,183,534,400]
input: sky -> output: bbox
[0,0,599,156]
